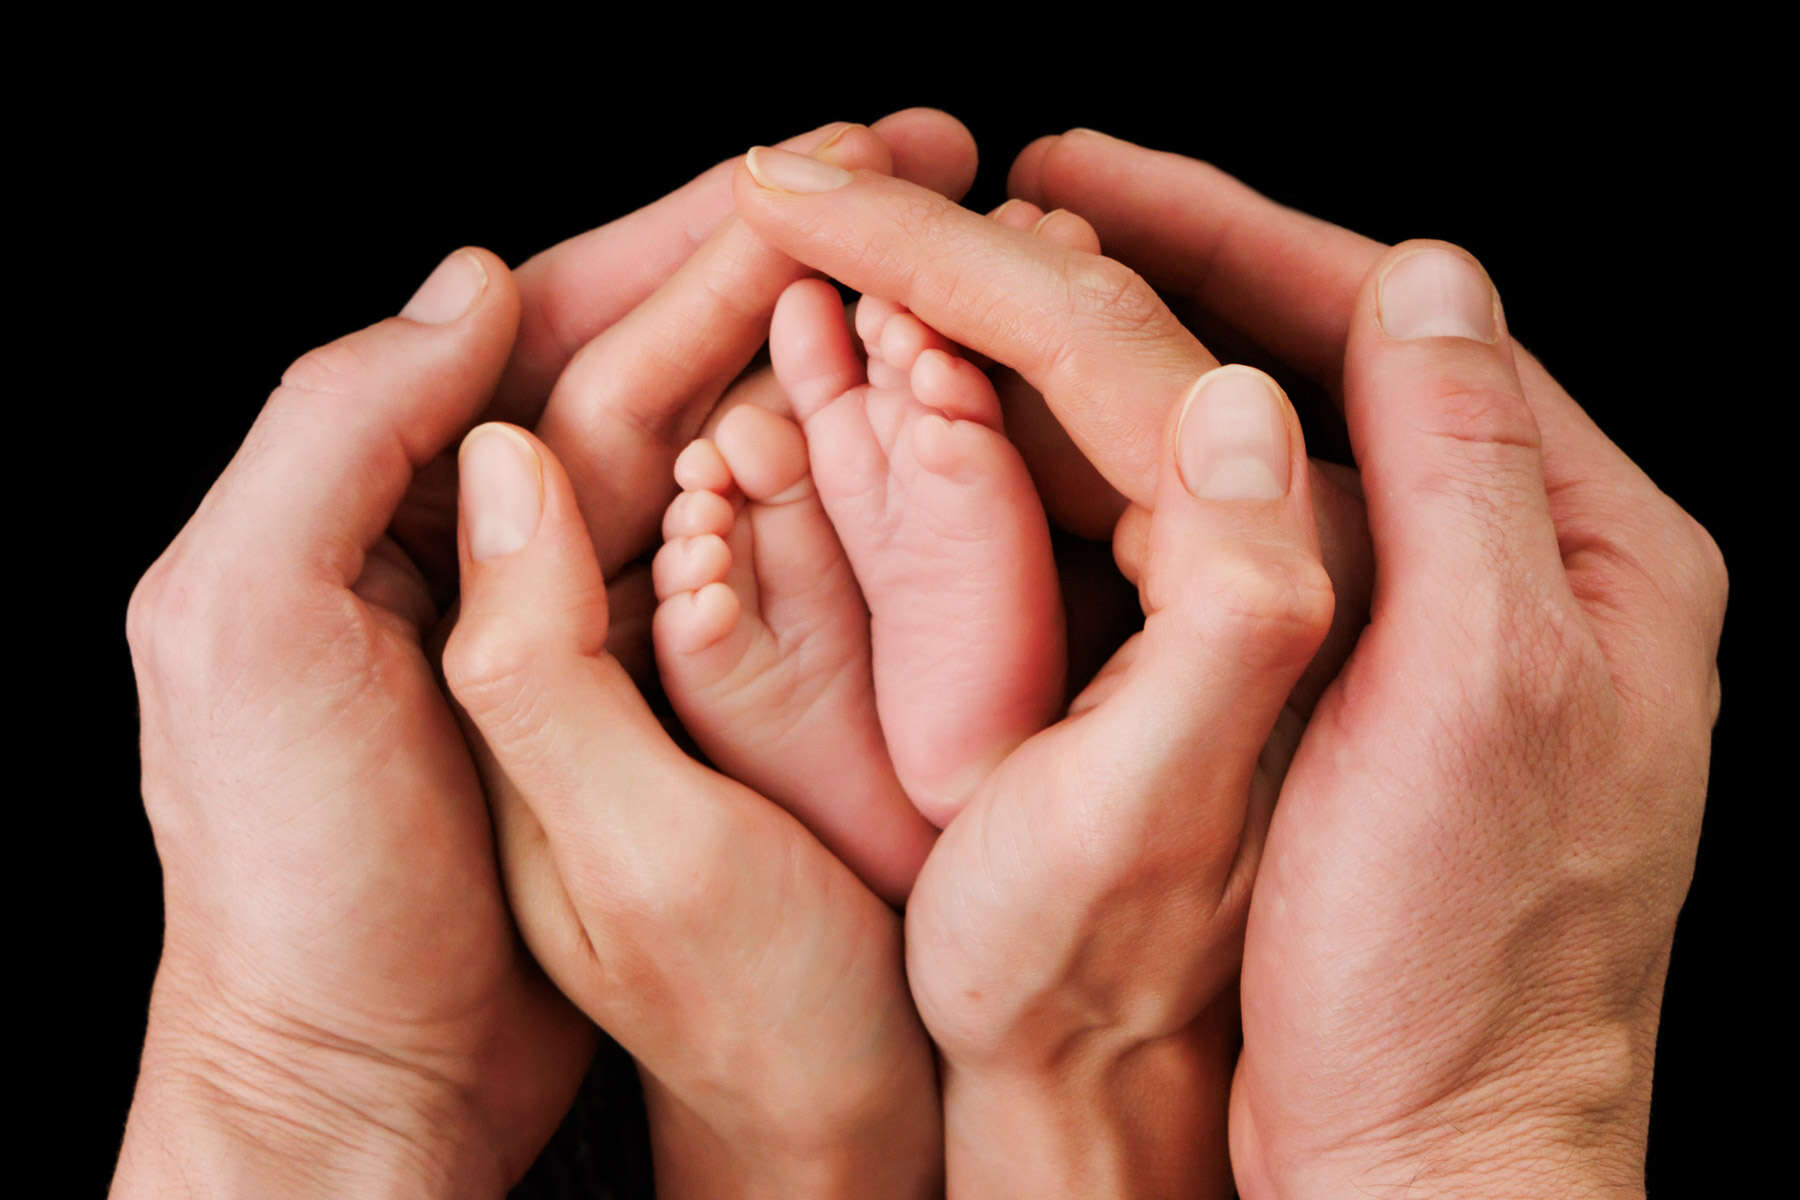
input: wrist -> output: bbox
[942,1018,1236,1200]
[642,1056,942,1200]
[112,969,508,1199]
[1236,1024,1651,1200]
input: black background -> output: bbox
[71,51,1770,1196]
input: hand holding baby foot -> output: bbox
[903,366,1330,1198]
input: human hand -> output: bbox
[115,251,593,1198]
[1007,131,1726,1197]
[443,422,941,1199]
[731,150,1352,1197]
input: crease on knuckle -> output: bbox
[1414,383,1541,456]
[1194,546,1336,666]
[280,335,379,400]
[441,622,545,738]
[1064,256,1168,341]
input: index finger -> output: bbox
[494,108,980,425]
[733,147,1218,506]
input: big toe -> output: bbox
[714,404,815,504]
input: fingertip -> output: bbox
[990,198,1046,230]
[1169,366,1297,504]
[458,422,545,563]
[1007,135,1059,204]
[873,107,979,200]
[1032,209,1102,255]
[811,121,893,177]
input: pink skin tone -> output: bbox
[651,279,1063,896]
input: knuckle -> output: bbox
[125,544,232,686]
[279,332,378,399]
[1676,507,1729,618]
[441,619,542,726]
[1062,255,1166,339]
[1452,579,1612,753]
[1194,545,1336,666]
[1417,382,1541,457]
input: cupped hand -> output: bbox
[442,422,941,1199]
[118,251,591,1198]
[1005,131,1725,1197]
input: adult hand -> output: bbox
[116,250,591,1198]
[732,149,1349,1198]
[442,422,941,1199]
[1011,130,1725,1197]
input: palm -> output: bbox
[156,565,592,1175]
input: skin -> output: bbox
[732,130,1726,1198]
[112,110,979,1199]
[114,117,1725,1200]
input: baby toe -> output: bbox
[878,311,955,375]
[662,488,737,540]
[653,581,742,655]
[911,347,1005,430]
[652,533,732,601]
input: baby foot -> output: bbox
[651,403,936,904]
[772,280,1066,827]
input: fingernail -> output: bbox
[810,121,859,159]
[1176,367,1291,501]
[745,145,853,193]
[1377,249,1498,342]
[460,425,543,560]
[402,249,487,324]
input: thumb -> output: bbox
[441,423,706,1016]
[1116,365,1335,782]
[1342,241,1566,613]
[923,366,1333,1048]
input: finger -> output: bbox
[989,197,1044,229]
[538,127,899,575]
[1009,128,1381,385]
[990,199,1114,533]
[1030,208,1102,255]
[1343,242,1571,616]
[496,108,978,423]
[735,149,1215,507]
[1011,129,1655,539]
[1111,456,1369,720]
[183,248,515,588]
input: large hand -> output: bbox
[443,423,940,1199]
[1013,131,1725,1196]
[116,251,591,1197]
